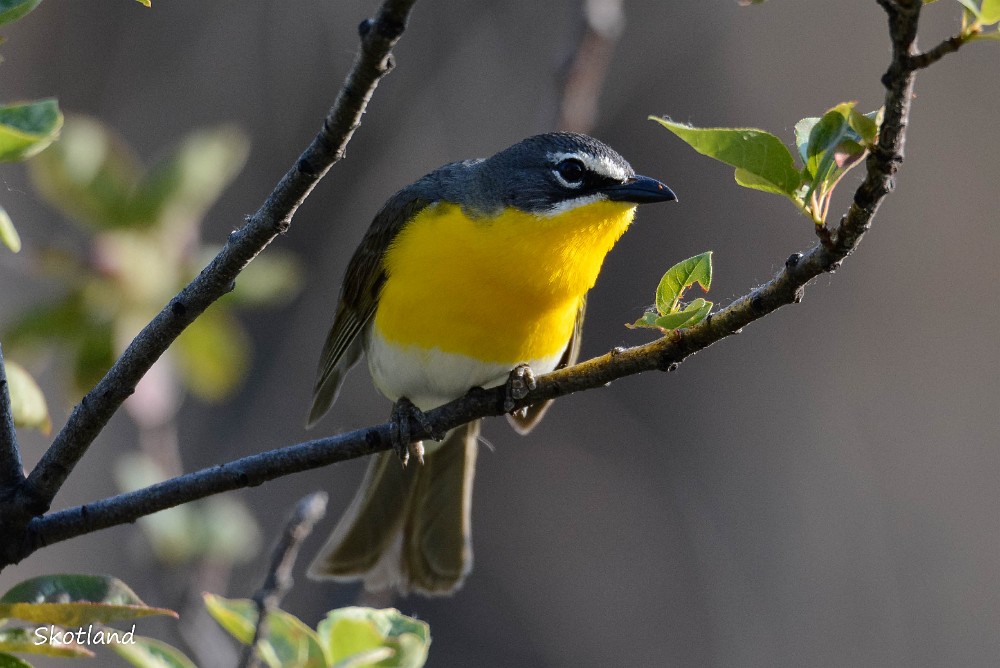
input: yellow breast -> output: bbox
[373,199,637,365]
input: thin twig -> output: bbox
[909,34,965,70]
[0,0,959,570]
[240,492,328,668]
[0,342,25,493]
[14,0,419,520]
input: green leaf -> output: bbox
[955,0,982,19]
[804,103,860,184]
[848,107,880,146]
[134,0,151,6]
[0,205,21,252]
[203,593,255,645]
[332,647,397,668]
[654,252,713,315]
[654,298,713,331]
[979,0,1000,22]
[650,116,802,199]
[653,309,701,331]
[4,360,51,435]
[627,309,660,329]
[321,615,385,665]
[0,575,177,626]
[0,652,33,667]
[319,608,430,668]
[174,308,250,402]
[0,99,63,162]
[203,595,326,668]
[0,627,94,658]
[0,0,43,27]
[109,634,196,668]
[794,117,820,166]
[797,102,877,222]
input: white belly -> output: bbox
[365,327,564,411]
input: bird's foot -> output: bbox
[503,363,537,415]
[389,397,440,466]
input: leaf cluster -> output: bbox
[629,252,713,333]
[0,574,185,667]
[0,574,431,668]
[205,594,431,668]
[3,117,302,431]
[652,102,880,225]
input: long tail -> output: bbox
[307,421,479,595]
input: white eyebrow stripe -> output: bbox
[548,150,628,182]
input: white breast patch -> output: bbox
[365,327,565,412]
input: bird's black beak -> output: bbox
[601,175,677,204]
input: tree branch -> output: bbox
[0,342,25,494]
[240,492,328,668]
[909,34,965,70]
[0,0,953,570]
[14,0,419,519]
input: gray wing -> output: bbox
[307,194,432,427]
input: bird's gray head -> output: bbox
[429,132,676,217]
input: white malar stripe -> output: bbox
[541,192,606,216]
[365,328,564,412]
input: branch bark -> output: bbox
[0,342,25,494]
[0,0,975,570]
[12,0,418,521]
[240,492,328,668]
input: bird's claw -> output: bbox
[504,363,537,413]
[389,397,438,466]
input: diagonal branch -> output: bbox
[14,0,419,519]
[0,0,960,571]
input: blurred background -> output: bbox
[2,1,998,666]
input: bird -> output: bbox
[305,132,676,595]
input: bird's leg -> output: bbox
[504,363,537,414]
[389,397,440,466]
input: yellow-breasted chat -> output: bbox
[306,132,676,595]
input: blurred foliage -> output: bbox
[114,451,262,565]
[0,0,42,26]
[5,115,302,410]
[205,594,431,668]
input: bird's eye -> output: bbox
[554,158,586,185]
